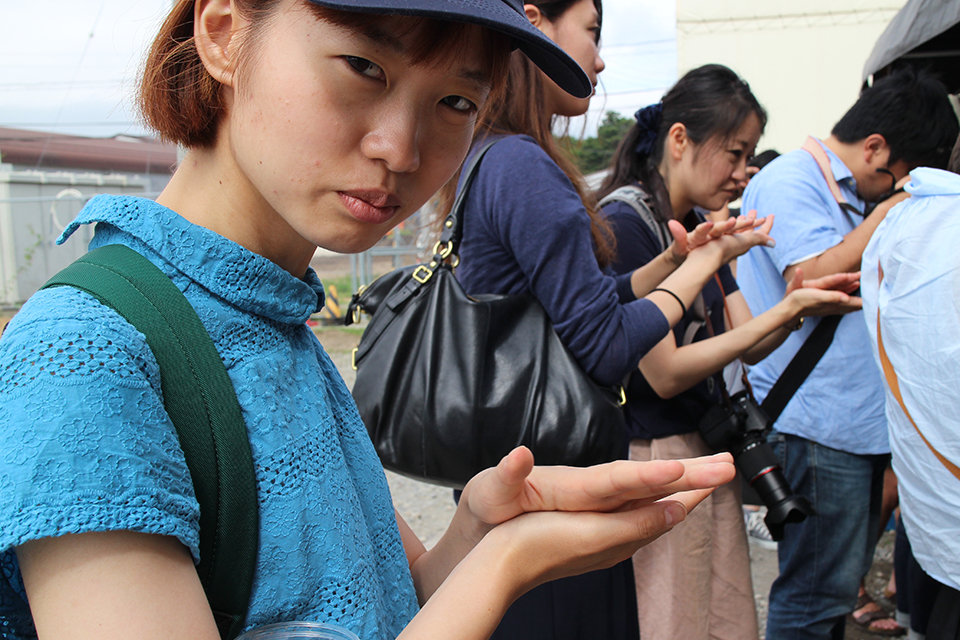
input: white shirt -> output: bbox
[862,167,960,590]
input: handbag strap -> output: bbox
[437,138,502,258]
[41,244,258,640]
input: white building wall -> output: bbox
[677,1,906,155]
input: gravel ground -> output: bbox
[318,325,896,639]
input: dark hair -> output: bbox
[948,135,960,175]
[138,0,511,148]
[832,68,959,170]
[749,149,779,171]
[437,0,617,267]
[597,64,766,222]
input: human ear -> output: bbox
[524,4,544,28]
[666,122,688,161]
[862,133,889,166]
[194,0,243,87]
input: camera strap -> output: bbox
[760,138,851,424]
[710,274,757,407]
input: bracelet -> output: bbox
[788,316,805,331]
[650,288,687,317]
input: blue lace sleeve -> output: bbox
[0,286,201,559]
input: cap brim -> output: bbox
[308,0,593,98]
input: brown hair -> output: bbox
[437,0,616,268]
[138,0,511,148]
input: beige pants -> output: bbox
[630,433,759,640]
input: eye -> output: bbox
[440,95,477,113]
[345,56,385,81]
[591,26,601,44]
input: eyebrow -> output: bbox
[356,24,492,90]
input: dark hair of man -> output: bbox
[596,64,767,224]
[948,134,960,175]
[832,67,959,170]
[437,0,618,268]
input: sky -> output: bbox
[0,0,677,140]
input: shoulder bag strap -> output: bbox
[438,138,505,257]
[802,136,864,216]
[875,279,960,482]
[41,244,258,640]
[760,139,853,424]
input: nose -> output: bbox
[361,111,421,173]
[732,157,748,183]
[595,50,605,75]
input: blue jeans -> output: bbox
[765,432,888,640]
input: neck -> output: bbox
[157,147,315,278]
[657,159,692,220]
[821,135,861,173]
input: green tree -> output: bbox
[561,111,633,176]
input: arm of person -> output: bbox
[16,532,222,640]
[638,271,861,398]
[644,215,774,327]
[782,189,910,283]
[401,448,735,630]
[628,213,762,299]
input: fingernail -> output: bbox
[664,503,686,527]
[765,240,776,248]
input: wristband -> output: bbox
[650,288,687,317]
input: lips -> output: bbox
[339,190,402,225]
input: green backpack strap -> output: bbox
[41,244,258,640]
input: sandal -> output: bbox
[848,605,906,637]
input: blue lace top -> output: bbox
[0,195,419,639]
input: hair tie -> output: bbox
[633,102,663,157]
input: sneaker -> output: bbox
[744,507,778,550]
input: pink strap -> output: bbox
[801,136,848,206]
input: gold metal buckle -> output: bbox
[412,265,434,284]
[351,347,358,371]
[618,386,627,406]
[432,240,454,260]
[351,305,362,325]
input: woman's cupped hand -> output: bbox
[783,267,862,318]
[458,447,735,591]
[668,210,775,266]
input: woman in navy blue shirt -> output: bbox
[444,4,778,639]
[598,64,861,640]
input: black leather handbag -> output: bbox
[345,140,627,488]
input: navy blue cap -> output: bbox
[307,0,593,98]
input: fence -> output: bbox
[0,172,435,309]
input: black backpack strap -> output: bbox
[42,244,258,640]
[760,313,842,424]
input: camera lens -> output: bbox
[736,440,815,541]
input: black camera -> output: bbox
[698,391,815,541]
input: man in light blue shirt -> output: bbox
[862,162,960,640]
[737,69,958,640]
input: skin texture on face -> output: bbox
[662,112,763,218]
[159,0,493,276]
[529,0,604,118]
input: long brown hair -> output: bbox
[437,0,616,268]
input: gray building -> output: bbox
[0,127,177,306]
